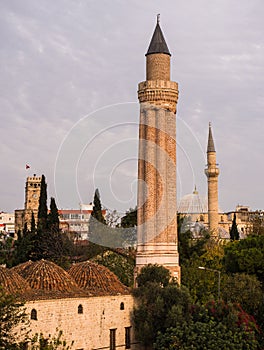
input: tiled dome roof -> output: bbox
[12,260,34,278]
[0,265,31,295]
[68,261,129,295]
[12,260,86,299]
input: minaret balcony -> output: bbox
[205,167,220,177]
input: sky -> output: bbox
[1,0,264,214]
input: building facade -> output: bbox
[0,212,15,236]
[0,260,139,350]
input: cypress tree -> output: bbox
[37,175,48,230]
[230,213,239,241]
[14,222,34,264]
[89,189,108,246]
[31,212,36,234]
[91,189,106,224]
[47,197,60,232]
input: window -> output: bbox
[78,304,83,314]
[110,329,116,350]
[31,309,37,320]
[120,302,124,310]
[70,214,79,219]
[125,327,131,349]
[61,214,69,219]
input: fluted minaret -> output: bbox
[205,123,220,236]
[136,16,180,281]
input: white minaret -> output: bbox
[205,123,220,236]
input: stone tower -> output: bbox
[205,123,219,236]
[25,174,42,210]
[15,174,41,235]
[136,16,180,281]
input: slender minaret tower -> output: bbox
[205,123,220,236]
[136,16,180,281]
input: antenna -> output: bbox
[157,14,160,24]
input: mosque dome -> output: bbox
[68,261,129,296]
[0,265,31,295]
[12,259,85,298]
[178,187,208,214]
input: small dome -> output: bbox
[13,260,84,298]
[12,260,34,277]
[0,266,31,295]
[68,261,129,295]
[178,188,208,214]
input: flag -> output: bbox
[26,164,30,170]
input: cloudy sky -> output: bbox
[1,0,263,214]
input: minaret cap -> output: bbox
[207,122,216,153]
[146,15,171,56]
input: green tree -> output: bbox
[154,300,260,350]
[223,235,264,283]
[133,265,192,349]
[120,207,137,247]
[121,207,137,228]
[14,223,34,265]
[250,211,264,235]
[230,213,239,241]
[0,233,14,267]
[155,320,259,350]
[177,215,211,267]
[29,330,73,350]
[35,195,73,268]
[93,250,135,287]
[178,217,223,303]
[221,273,263,317]
[0,287,27,349]
[38,175,48,230]
[136,263,171,287]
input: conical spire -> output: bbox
[207,122,215,153]
[146,15,171,56]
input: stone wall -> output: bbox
[26,294,140,350]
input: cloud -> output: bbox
[0,0,263,212]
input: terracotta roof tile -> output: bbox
[0,266,31,296]
[68,261,130,296]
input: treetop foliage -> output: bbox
[134,264,262,349]
[136,263,171,288]
[223,234,264,283]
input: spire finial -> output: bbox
[207,122,215,152]
[146,15,171,56]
